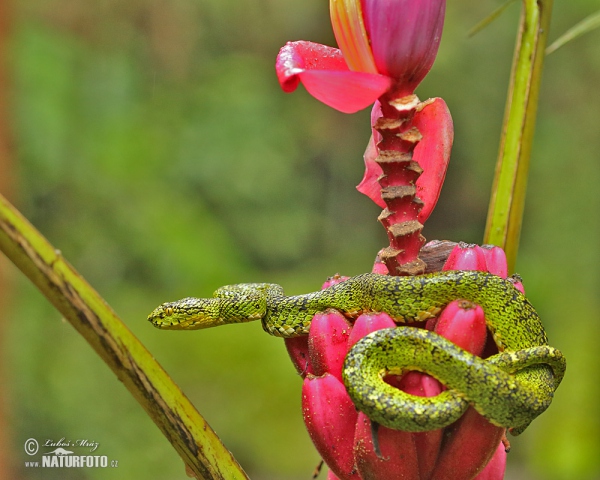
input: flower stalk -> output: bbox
[372,94,428,275]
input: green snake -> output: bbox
[148,271,565,434]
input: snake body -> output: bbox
[148,271,565,433]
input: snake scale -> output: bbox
[148,270,565,433]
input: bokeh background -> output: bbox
[0,0,598,479]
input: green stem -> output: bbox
[483,0,553,273]
[0,192,249,480]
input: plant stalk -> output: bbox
[483,0,553,273]
[0,192,248,480]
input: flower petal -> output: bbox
[302,374,360,480]
[330,0,378,73]
[473,441,507,480]
[353,413,420,480]
[347,312,396,348]
[481,245,509,278]
[434,300,487,357]
[284,336,313,378]
[276,41,347,91]
[443,243,487,271]
[309,311,352,382]
[356,134,386,208]
[412,97,453,223]
[430,408,505,480]
[276,41,392,113]
[361,0,446,91]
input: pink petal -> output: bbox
[481,245,509,278]
[354,413,420,480]
[276,41,392,113]
[308,312,352,382]
[513,281,525,294]
[299,70,391,113]
[355,102,387,208]
[435,300,487,357]
[412,98,453,223]
[430,408,505,480]
[361,0,446,91]
[473,441,507,480]
[397,373,444,479]
[356,134,386,209]
[302,374,360,480]
[443,243,487,271]
[284,336,313,378]
[276,41,348,92]
[347,312,396,348]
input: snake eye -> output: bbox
[165,306,174,316]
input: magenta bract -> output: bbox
[276,0,446,112]
[480,245,509,278]
[276,41,392,113]
[360,0,446,95]
[302,373,359,479]
[443,244,488,272]
[473,443,507,480]
[434,300,486,356]
[309,312,353,381]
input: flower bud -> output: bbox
[331,0,446,96]
[443,243,488,271]
[360,0,446,94]
[309,311,353,381]
[303,374,359,480]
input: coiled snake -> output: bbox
[148,271,565,434]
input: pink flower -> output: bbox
[287,245,511,479]
[276,0,452,274]
[276,0,446,113]
[334,0,446,95]
[276,41,391,114]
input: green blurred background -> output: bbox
[1,0,598,478]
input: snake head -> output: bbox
[147,297,226,330]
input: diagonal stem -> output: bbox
[483,0,553,273]
[0,192,249,480]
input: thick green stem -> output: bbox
[0,192,248,480]
[483,0,553,273]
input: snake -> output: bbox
[148,270,565,434]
